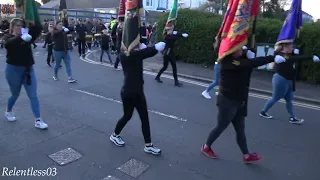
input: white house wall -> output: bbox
[143,0,207,11]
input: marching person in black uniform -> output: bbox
[114,23,123,70]
[45,24,54,67]
[75,19,86,57]
[109,4,167,155]
[200,45,291,163]
[155,29,188,87]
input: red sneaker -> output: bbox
[201,145,218,159]
[243,153,262,163]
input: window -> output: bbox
[146,0,152,7]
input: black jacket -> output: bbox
[219,53,274,116]
[2,22,41,67]
[100,34,111,50]
[75,24,86,40]
[3,34,34,67]
[116,28,122,46]
[45,32,53,45]
[52,29,69,51]
[163,32,183,56]
[120,46,158,93]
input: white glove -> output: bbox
[246,50,255,59]
[274,55,286,64]
[294,49,299,55]
[242,46,248,50]
[63,27,69,32]
[182,33,188,38]
[21,28,29,35]
[172,31,177,35]
[21,33,32,42]
[139,43,147,50]
[313,55,320,62]
[155,42,166,52]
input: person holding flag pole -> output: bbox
[109,0,167,156]
[259,0,320,124]
[200,0,290,163]
[3,0,48,129]
[155,0,188,87]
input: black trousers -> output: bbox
[114,44,121,69]
[206,94,249,154]
[47,45,54,64]
[77,39,86,55]
[156,55,178,82]
[114,90,151,144]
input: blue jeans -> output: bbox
[206,63,220,92]
[262,73,294,117]
[100,49,112,63]
[53,50,72,77]
[5,64,40,118]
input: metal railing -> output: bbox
[15,7,146,22]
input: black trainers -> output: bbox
[155,77,163,83]
[175,81,183,87]
[289,117,304,125]
[259,111,273,119]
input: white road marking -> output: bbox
[70,88,188,122]
[80,53,320,111]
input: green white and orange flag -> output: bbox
[163,0,178,34]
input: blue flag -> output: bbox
[276,0,303,45]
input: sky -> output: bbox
[0,0,319,19]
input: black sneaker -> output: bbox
[155,77,163,83]
[289,117,304,125]
[175,81,183,87]
[259,111,273,119]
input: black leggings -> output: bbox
[156,55,178,82]
[114,91,151,143]
[77,39,86,55]
[206,94,249,154]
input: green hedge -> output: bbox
[156,9,320,84]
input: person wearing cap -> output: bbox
[155,29,188,87]
[109,3,166,155]
[52,20,77,83]
[2,18,48,129]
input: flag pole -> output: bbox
[250,16,257,49]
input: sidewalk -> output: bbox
[90,50,320,105]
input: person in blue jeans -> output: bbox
[202,62,219,99]
[259,43,320,124]
[99,29,113,63]
[2,18,48,129]
[52,20,76,83]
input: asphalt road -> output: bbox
[0,45,319,180]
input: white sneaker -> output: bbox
[144,144,161,155]
[201,90,211,99]
[35,119,48,129]
[88,49,91,53]
[53,76,59,81]
[110,135,125,146]
[5,111,16,121]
